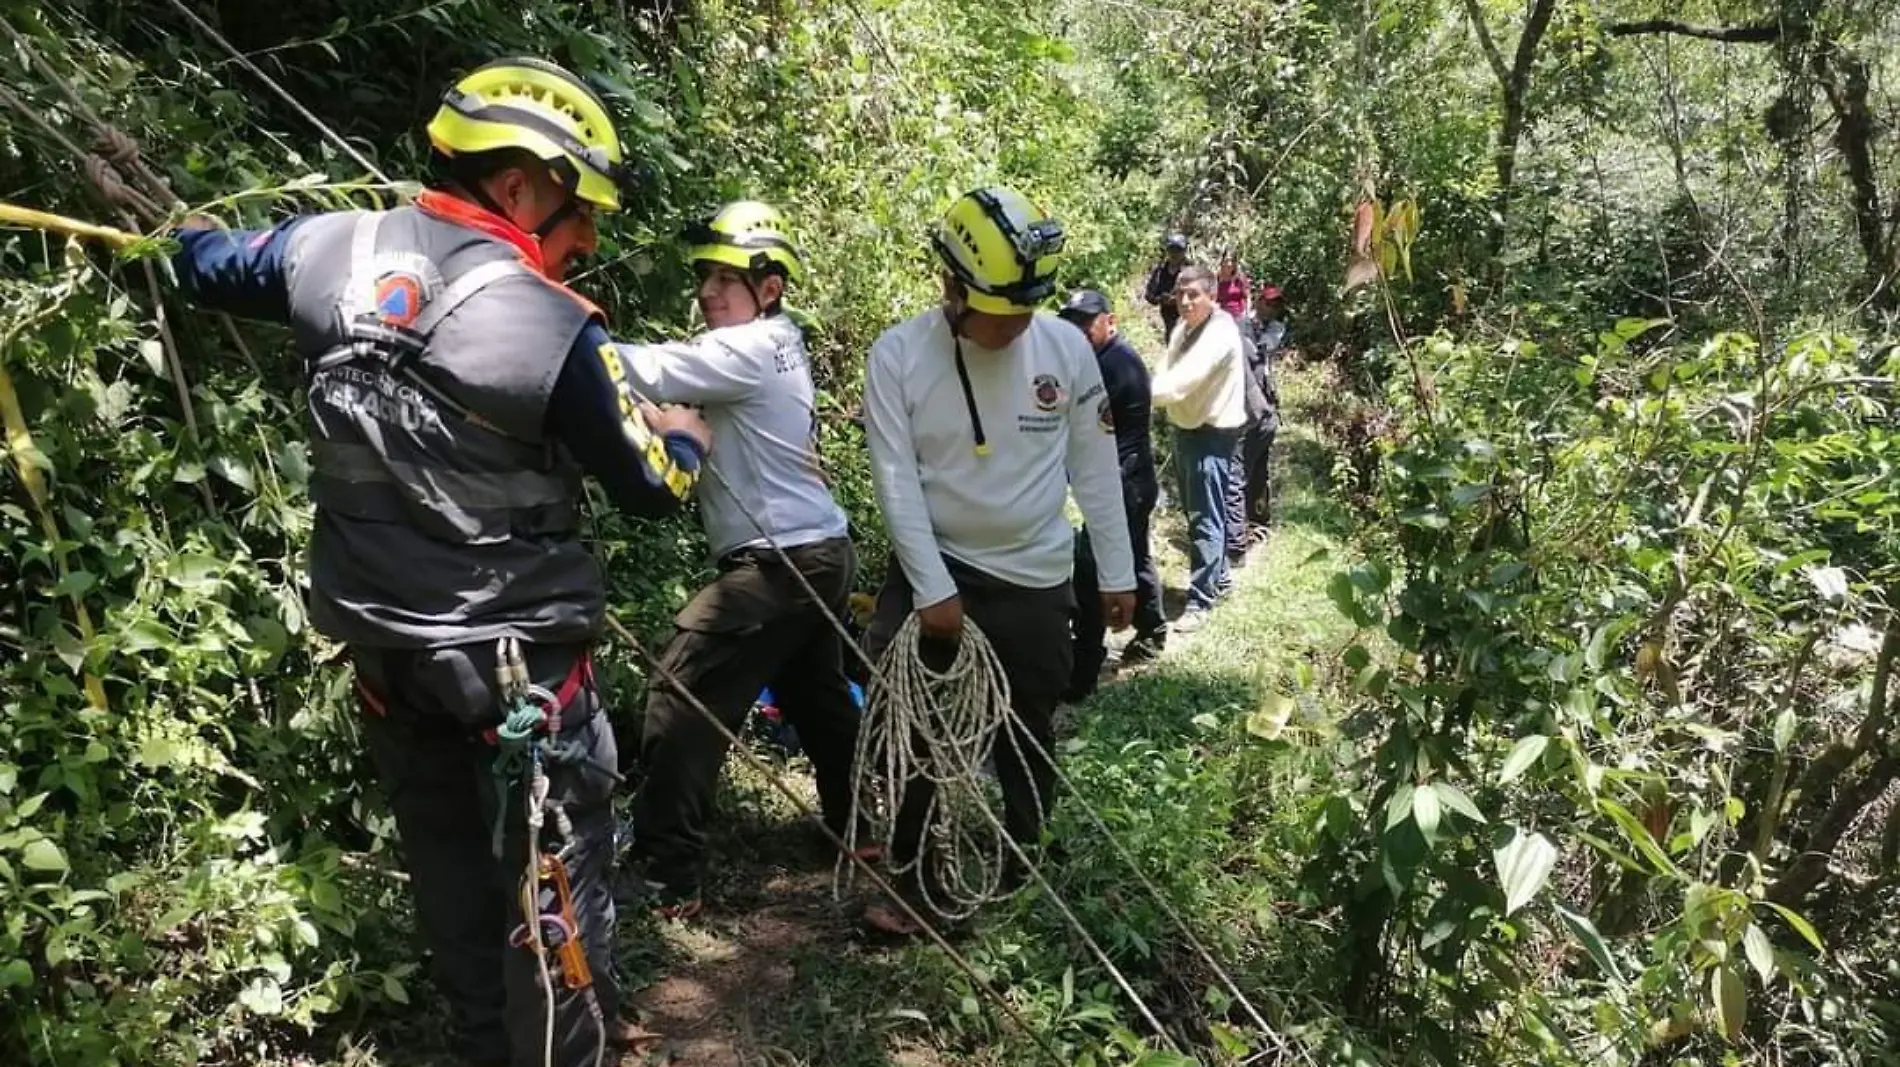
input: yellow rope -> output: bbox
[0,362,110,711]
[0,201,142,249]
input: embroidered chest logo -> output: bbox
[1031,373,1065,412]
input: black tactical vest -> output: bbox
[284,206,602,648]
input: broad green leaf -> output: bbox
[170,554,223,592]
[381,972,410,1005]
[1499,735,1549,783]
[138,339,169,378]
[1494,828,1557,915]
[1713,963,1745,1042]
[208,455,256,493]
[0,959,32,988]
[1772,710,1796,753]
[51,570,97,597]
[1386,783,1416,831]
[1743,923,1775,985]
[120,619,172,653]
[1433,782,1486,824]
[22,838,67,873]
[238,977,284,1016]
[1210,1022,1251,1058]
[1554,903,1626,986]
[1412,784,1442,840]
[1762,902,1825,953]
[52,626,86,673]
[1246,694,1295,741]
[1805,565,1849,602]
[137,736,182,770]
[1597,798,1683,879]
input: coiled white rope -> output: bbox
[838,612,1041,922]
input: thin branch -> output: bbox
[1458,0,1509,84]
[1604,20,1781,44]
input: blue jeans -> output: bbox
[1175,425,1241,611]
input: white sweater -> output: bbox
[1152,309,1249,430]
[618,314,850,559]
[864,309,1135,609]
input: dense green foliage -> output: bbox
[4,0,1899,1064]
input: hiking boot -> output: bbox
[616,868,703,920]
[1120,631,1165,664]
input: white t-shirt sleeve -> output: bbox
[863,333,958,608]
[1063,332,1135,593]
[618,332,764,405]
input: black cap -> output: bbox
[1164,233,1188,251]
[1058,288,1111,323]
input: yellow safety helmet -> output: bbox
[684,200,806,284]
[931,186,1066,315]
[426,57,628,213]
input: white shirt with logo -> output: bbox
[619,314,850,559]
[864,308,1135,609]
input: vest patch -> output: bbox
[366,251,443,329]
[375,274,423,327]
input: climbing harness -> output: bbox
[492,635,609,1067]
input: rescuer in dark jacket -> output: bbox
[169,56,704,1067]
[1058,288,1167,700]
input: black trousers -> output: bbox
[1071,470,1165,687]
[354,640,619,1067]
[630,537,862,893]
[1243,423,1276,528]
[863,556,1074,902]
[1225,435,1250,558]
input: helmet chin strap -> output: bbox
[530,195,579,241]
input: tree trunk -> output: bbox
[1491,0,1558,243]
[1815,48,1893,309]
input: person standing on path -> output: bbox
[1057,288,1166,702]
[1215,250,1251,318]
[1151,266,1249,634]
[1215,251,1255,568]
[1143,232,1190,340]
[167,58,709,1067]
[1241,283,1287,535]
[616,201,865,920]
[859,187,1136,936]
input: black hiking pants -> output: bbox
[1071,469,1165,690]
[353,640,620,1067]
[1243,423,1276,531]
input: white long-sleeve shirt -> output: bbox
[618,314,849,559]
[864,309,1135,609]
[1152,309,1249,430]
